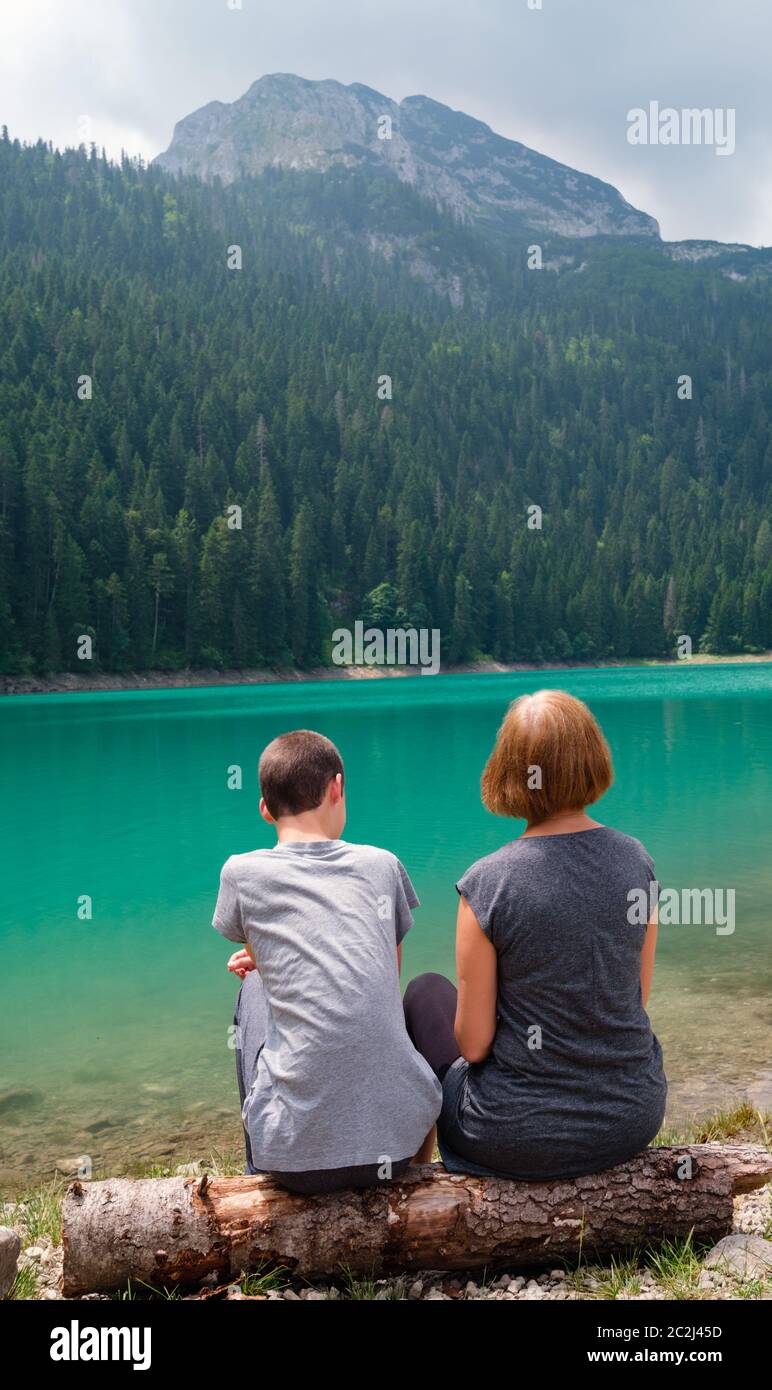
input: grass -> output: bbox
[383,1278,409,1300]
[8,1264,39,1300]
[337,1268,409,1300]
[735,1277,768,1299]
[240,1264,289,1297]
[339,1263,380,1300]
[8,1176,66,1249]
[114,1279,185,1301]
[567,1251,644,1300]
[465,1266,496,1297]
[644,1232,706,1300]
[125,1148,244,1181]
[563,1232,769,1303]
[653,1103,771,1148]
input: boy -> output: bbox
[212,729,442,1192]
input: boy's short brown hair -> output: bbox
[259,730,344,818]
[481,690,613,824]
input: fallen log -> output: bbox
[62,1145,772,1296]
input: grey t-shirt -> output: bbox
[213,838,442,1171]
[441,826,667,1180]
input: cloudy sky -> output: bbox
[1,0,768,244]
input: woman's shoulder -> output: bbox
[456,840,524,893]
[458,827,655,883]
[597,826,656,869]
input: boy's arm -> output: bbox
[393,859,420,946]
[212,858,247,944]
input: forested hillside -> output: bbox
[0,133,770,673]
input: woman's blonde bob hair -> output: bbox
[481,690,613,824]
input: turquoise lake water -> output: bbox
[1,663,770,1188]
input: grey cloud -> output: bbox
[0,0,768,244]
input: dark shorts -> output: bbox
[269,1158,411,1195]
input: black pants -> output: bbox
[403,972,461,1082]
[234,971,410,1193]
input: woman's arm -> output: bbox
[454,895,498,1063]
[640,906,658,1007]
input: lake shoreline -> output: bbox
[5,1103,770,1302]
[2,651,770,697]
[2,1070,766,1197]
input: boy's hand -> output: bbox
[227,948,255,980]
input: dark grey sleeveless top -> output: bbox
[440,826,667,1181]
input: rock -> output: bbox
[83,1118,117,1135]
[0,1227,21,1298]
[408,1279,423,1300]
[54,1157,89,1177]
[154,74,660,242]
[703,1234,772,1280]
[0,1087,43,1116]
[733,1188,772,1237]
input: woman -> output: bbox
[404,690,667,1180]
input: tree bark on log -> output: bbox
[62,1145,772,1296]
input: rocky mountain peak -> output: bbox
[155,74,659,241]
